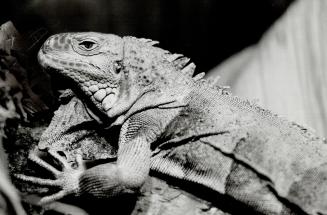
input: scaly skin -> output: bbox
[16,32,327,214]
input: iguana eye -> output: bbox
[78,40,97,50]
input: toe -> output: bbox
[14,174,61,187]
[28,153,61,176]
[48,150,71,170]
[39,190,69,205]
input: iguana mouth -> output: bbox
[88,85,118,112]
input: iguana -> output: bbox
[15,32,327,215]
[17,90,231,215]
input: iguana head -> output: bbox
[38,32,125,117]
[38,32,195,118]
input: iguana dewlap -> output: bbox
[16,32,327,215]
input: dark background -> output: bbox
[0,0,294,72]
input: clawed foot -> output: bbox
[15,150,85,204]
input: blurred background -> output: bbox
[0,0,294,72]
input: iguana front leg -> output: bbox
[77,115,154,198]
[16,113,157,202]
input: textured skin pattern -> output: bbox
[18,32,327,215]
[38,90,117,162]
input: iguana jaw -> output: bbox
[38,48,120,115]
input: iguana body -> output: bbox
[17,32,327,214]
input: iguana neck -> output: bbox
[109,79,194,127]
[106,37,197,120]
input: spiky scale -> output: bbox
[193,72,205,81]
[166,53,183,62]
[181,62,196,77]
[138,38,159,46]
[172,56,191,71]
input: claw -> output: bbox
[28,153,61,176]
[14,174,60,187]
